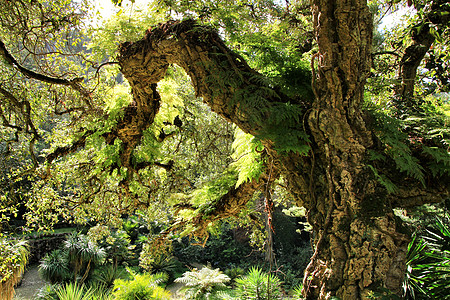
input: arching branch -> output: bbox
[118,19,302,137]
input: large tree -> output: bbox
[0,0,449,299]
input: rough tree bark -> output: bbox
[114,3,449,299]
[301,1,409,298]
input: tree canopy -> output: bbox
[0,0,449,298]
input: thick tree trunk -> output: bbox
[298,1,410,298]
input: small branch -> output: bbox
[0,38,92,107]
[372,51,402,58]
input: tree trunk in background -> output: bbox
[299,1,409,298]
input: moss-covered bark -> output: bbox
[116,10,448,298]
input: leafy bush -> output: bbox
[172,223,259,269]
[0,238,29,300]
[175,266,231,299]
[234,267,282,300]
[112,271,170,300]
[92,265,128,288]
[36,284,59,300]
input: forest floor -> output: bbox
[14,264,45,300]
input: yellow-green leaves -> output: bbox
[231,129,264,188]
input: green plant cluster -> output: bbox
[367,102,450,192]
[403,211,450,299]
[112,271,171,300]
[0,237,29,300]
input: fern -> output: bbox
[189,171,237,208]
[174,266,230,300]
[371,110,426,185]
[368,165,398,194]
[257,102,310,155]
[422,146,450,177]
[112,271,171,300]
[230,129,264,188]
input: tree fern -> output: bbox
[175,266,231,300]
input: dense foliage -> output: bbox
[0,0,449,298]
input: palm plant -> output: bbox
[39,249,71,284]
[175,266,231,300]
[0,238,29,300]
[92,264,128,288]
[99,230,132,267]
[234,267,282,300]
[64,233,106,283]
[145,254,179,280]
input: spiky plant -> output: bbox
[0,238,29,300]
[234,267,282,300]
[55,282,94,300]
[35,284,60,300]
[175,266,231,300]
[403,213,450,299]
[39,249,71,284]
[87,281,114,300]
[64,233,106,283]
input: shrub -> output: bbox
[112,271,171,300]
[0,238,29,300]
